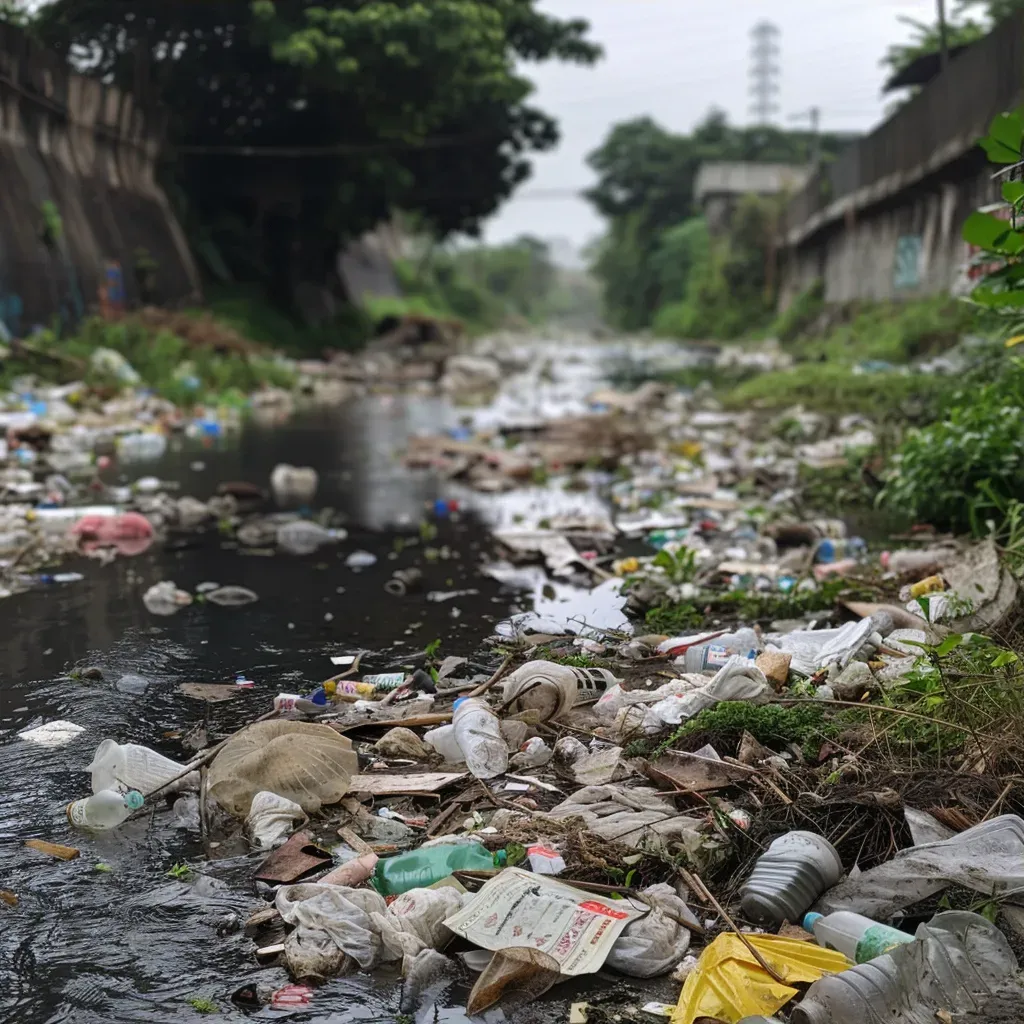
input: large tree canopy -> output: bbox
[33,1,599,300]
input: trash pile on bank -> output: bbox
[11,334,1024,1021]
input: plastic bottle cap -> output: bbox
[493,849,507,866]
[124,790,144,811]
[803,911,822,931]
[453,697,468,711]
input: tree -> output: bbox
[882,1,1024,78]
[33,1,599,306]
[585,110,846,330]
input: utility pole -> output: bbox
[749,21,781,126]
[789,106,821,165]
[937,0,949,71]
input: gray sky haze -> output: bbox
[485,0,938,249]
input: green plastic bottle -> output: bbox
[372,843,506,896]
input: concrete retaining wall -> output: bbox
[0,24,200,335]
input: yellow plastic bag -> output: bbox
[672,932,850,1024]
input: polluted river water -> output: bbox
[0,337,701,1024]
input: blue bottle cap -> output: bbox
[124,790,144,811]
[310,687,328,706]
[453,697,468,711]
[803,911,822,932]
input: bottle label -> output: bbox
[362,672,405,690]
[855,924,914,962]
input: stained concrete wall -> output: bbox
[779,11,1024,308]
[0,24,200,335]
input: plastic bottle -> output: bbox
[276,520,338,556]
[87,739,194,796]
[332,680,377,698]
[803,911,913,963]
[452,697,508,779]
[668,628,760,673]
[791,911,1011,1024]
[68,789,144,829]
[740,831,843,926]
[372,843,507,896]
[361,672,405,691]
[814,537,867,564]
[880,548,956,575]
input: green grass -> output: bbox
[643,602,704,634]
[719,363,957,418]
[186,995,218,1014]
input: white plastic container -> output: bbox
[803,910,913,964]
[451,697,508,779]
[88,739,195,796]
[68,789,144,829]
[740,830,843,925]
[424,723,465,763]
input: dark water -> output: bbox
[0,396,527,1024]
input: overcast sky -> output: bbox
[484,0,938,250]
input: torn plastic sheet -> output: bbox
[815,814,1024,919]
[777,618,874,677]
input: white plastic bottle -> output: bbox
[68,789,144,829]
[88,739,195,795]
[451,697,508,779]
[804,911,914,964]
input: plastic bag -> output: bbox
[605,883,693,978]
[370,886,466,963]
[208,720,357,816]
[276,884,390,971]
[245,791,307,849]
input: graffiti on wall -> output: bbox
[99,260,125,319]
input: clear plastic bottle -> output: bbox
[372,843,506,896]
[276,521,338,556]
[88,739,194,795]
[803,911,913,963]
[740,831,843,925]
[679,628,760,673]
[424,723,465,763]
[452,697,508,779]
[68,789,144,829]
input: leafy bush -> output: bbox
[881,358,1024,531]
[772,279,824,342]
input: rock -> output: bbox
[832,660,877,701]
[80,666,104,681]
[756,649,792,688]
[737,730,776,765]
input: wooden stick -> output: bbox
[679,868,786,984]
[467,654,515,697]
[983,779,1014,821]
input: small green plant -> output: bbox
[186,995,218,1014]
[167,862,194,881]
[651,545,698,586]
[643,602,703,634]
[39,200,63,247]
[424,638,442,661]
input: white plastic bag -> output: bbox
[605,883,693,978]
[245,791,307,849]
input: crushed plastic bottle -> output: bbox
[451,697,508,779]
[740,831,843,926]
[660,629,760,673]
[116,432,167,462]
[68,789,144,830]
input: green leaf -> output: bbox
[935,634,963,657]
[971,286,1024,308]
[963,211,1015,248]
[653,549,676,571]
[1003,181,1024,205]
[981,111,1024,163]
[991,649,1019,668]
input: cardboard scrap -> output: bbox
[25,839,80,861]
[254,831,331,885]
[348,771,466,796]
[178,683,241,703]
